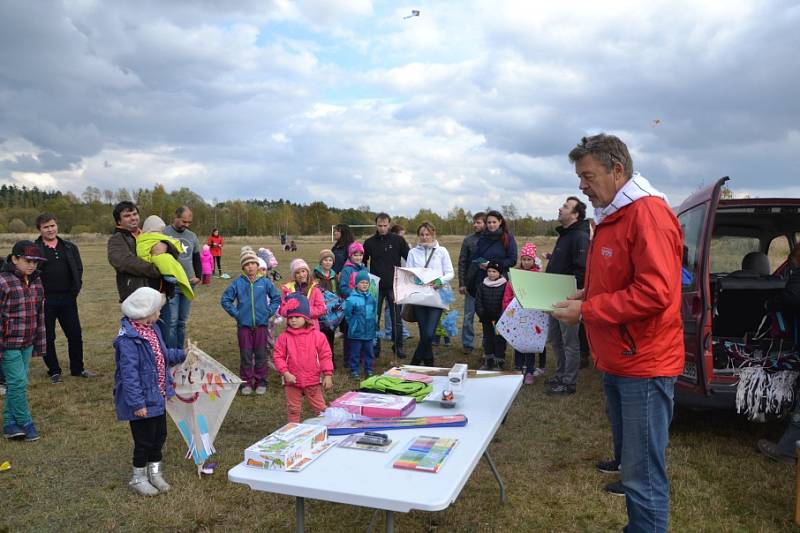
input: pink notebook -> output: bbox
[331,391,416,418]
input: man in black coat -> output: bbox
[107,201,163,303]
[363,213,410,357]
[545,196,589,395]
[35,213,94,383]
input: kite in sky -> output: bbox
[404,10,420,19]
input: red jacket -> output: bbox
[582,197,684,378]
[207,235,224,257]
[278,281,326,331]
[273,325,333,389]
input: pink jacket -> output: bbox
[278,281,326,330]
[273,326,333,388]
[200,246,214,276]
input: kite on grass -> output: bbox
[166,340,242,477]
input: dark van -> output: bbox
[675,177,800,409]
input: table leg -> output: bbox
[483,451,507,504]
[296,497,305,533]
[385,510,394,533]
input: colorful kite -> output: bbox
[404,10,420,19]
[496,298,549,353]
[166,341,242,476]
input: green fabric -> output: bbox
[359,375,433,402]
[435,312,448,338]
[136,232,194,300]
[2,346,33,426]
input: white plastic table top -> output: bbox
[228,372,523,513]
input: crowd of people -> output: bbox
[1,133,798,532]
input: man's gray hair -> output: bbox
[568,133,633,179]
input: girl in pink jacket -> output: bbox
[200,244,214,285]
[278,258,326,330]
[273,293,334,423]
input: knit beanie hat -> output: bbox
[141,215,166,233]
[486,261,502,273]
[257,258,267,271]
[240,245,254,255]
[319,249,334,262]
[240,250,259,268]
[284,293,311,320]
[348,241,364,257]
[121,287,166,320]
[520,242,537,259]
[202,244,210,253]
[290,258,310,278]
[355,270,371,285]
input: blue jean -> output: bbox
[411,305,443,366]
[461,293,476,348]
[159,292,192,349]
[2,346,34,427]
[603,373,676,533]
[348,339,375,374]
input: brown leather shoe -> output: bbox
[757,439,796,464]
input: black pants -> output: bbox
[376,288,402,353]
[214,256,222,274]
[481,320,507,361]
[43,294,84,376]
[129,414,167,468]
[322,327,336,366]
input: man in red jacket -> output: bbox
[553,134,683,533]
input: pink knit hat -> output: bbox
[289,258,310,278]
[348,242,364,257]
[520,242,537,259]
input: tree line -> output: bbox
[0,184,561,237]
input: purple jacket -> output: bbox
[113,318,185,421]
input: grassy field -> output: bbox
[0,234,795,532]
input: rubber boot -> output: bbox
[147,461,171,492]
[129,467,159,496]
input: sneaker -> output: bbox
[523,373,535,385]
[23,422,40,442]
[462,346,473,355]
[50,373,63,384]
[241,385,253,396]
[544,376,561,386]
[596,459,621,474]
[604,480,625,496]
[532,367,546,377]
[366,370,374,377]
[546,383,576,396]
[350,371,360,379]
[255,385,267,395]
[496,359,506,370]
[478,358,496,370]
[3,423,25,440]
[72,370,96,378]
[757,439,796,464]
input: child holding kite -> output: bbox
[114,287,186,496]
[273,293,334,423]
[502,242,546,384]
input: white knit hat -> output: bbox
[121,287,166,320]
[141,215,166,233]
[290,258,310,278]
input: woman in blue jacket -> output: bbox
[467,210,518,297]
[114,287,186,496]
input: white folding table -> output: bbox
[228,372,523,532]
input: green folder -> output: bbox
[508,269,577,312]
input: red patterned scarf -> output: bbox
[131,321,167,396]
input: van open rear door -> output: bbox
[675,177,728,398]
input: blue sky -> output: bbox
[1,0,798,218]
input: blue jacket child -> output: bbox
[113,287,186,496]
[220,272,281,327]
[343,270,378,341]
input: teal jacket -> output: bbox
[220,274,281,328]
[338,260,367,299]
[343,289,377,340]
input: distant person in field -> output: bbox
[200,245,213,285]
[34,213,94,383]
[552,133,683,533]
[207,228,224,277]
[1,241,47,442]
[159,206,201,350]
[331,224,354,274]
[108,201,165,302]
[363,212,410,358]
[457,211,486,355]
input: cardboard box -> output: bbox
[448,363,468,393]
[331,391,416,418]
[244,423,328,470]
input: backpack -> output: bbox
[359,375,433,402]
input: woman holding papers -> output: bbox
[406,222,454,366]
